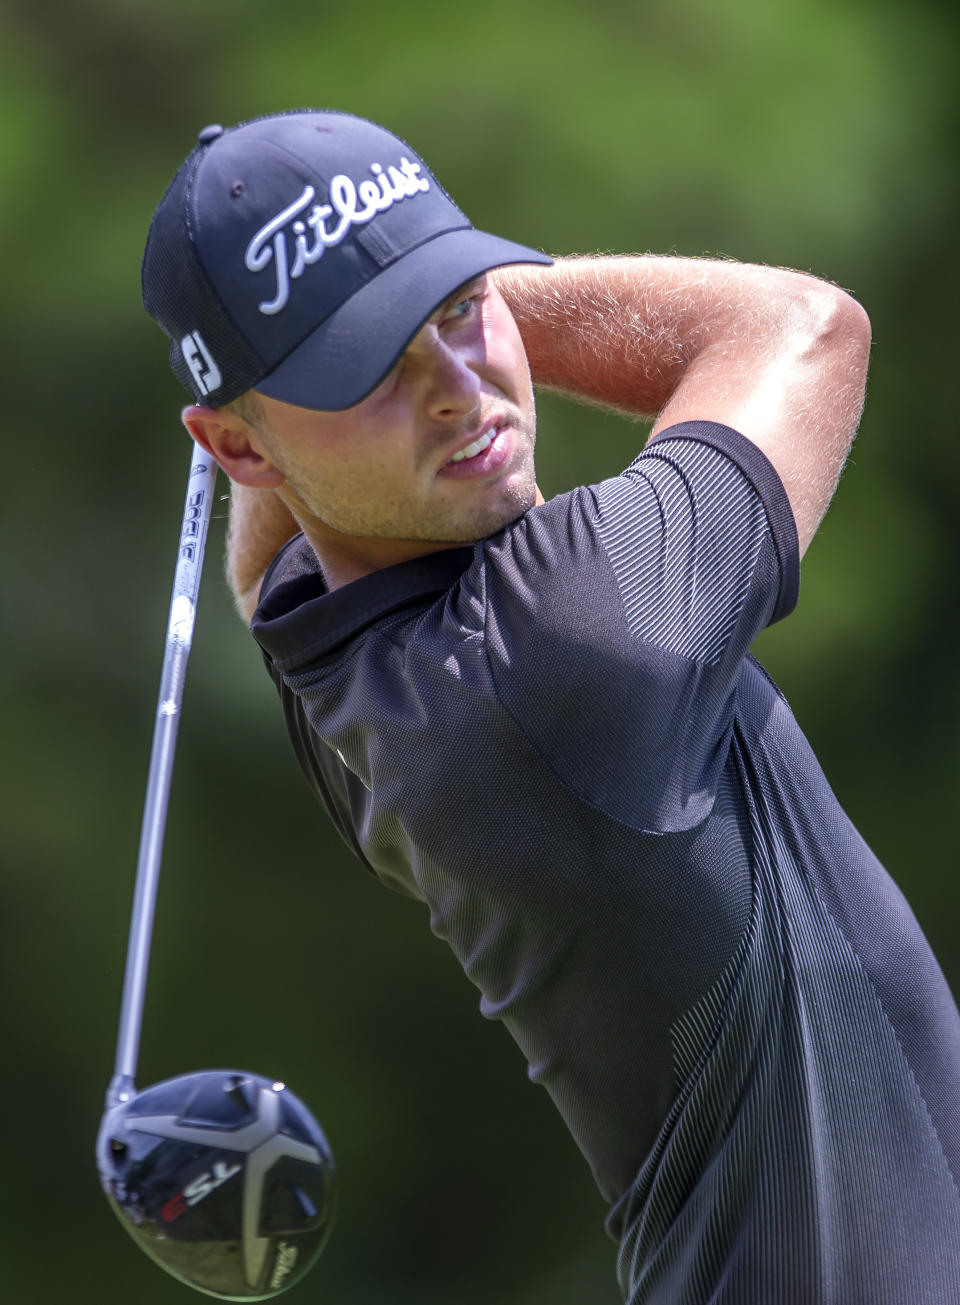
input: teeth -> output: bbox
[448,428,497,463]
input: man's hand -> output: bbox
[494,255,871,557]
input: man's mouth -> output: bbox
[446,427,501,465]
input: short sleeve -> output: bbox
[474,420,799,833]
[597,420,800,661]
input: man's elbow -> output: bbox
[803,280,872,389]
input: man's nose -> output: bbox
[408,325,482,417]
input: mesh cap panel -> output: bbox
[142,149,264,405]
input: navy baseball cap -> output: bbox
[142,109,552,411]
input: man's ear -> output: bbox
[181,405,285,489]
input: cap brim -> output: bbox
[252,228,552,411]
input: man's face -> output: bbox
[250,276,538,557]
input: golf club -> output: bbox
[96,442,335,1300]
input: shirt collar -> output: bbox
[251,535,475,673]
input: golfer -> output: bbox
[142,110,960,1304]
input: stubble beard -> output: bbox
[412,417,539,544]
[281,415,538,547]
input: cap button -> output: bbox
[197,123,224,145]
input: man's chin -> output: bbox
[459,480,539,542]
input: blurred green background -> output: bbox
[2,0,957,1301]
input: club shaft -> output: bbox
[109,444,218,1105]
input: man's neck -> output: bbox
[303,529,472,594]
[299,484,546,593]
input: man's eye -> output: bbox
[442,282,488,324]
[446,296,476,321]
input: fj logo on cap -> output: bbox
[245,157,431,316]
[181,331,223,396]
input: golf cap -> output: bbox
[142,109,553,411]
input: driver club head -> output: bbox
[97,1069,335,1300]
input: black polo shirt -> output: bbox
[253,420,960,1304]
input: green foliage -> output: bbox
[3,0,957,1300]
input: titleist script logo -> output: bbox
[245,157,431,315]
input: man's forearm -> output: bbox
[494,253,851,417]
[226,484,299,621]
[495,254,702,418]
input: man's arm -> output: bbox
[225,483,300,622]
[493,254,871,557]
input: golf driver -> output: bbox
[96,443,335,1300]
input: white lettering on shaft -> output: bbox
[244,157,430,315]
